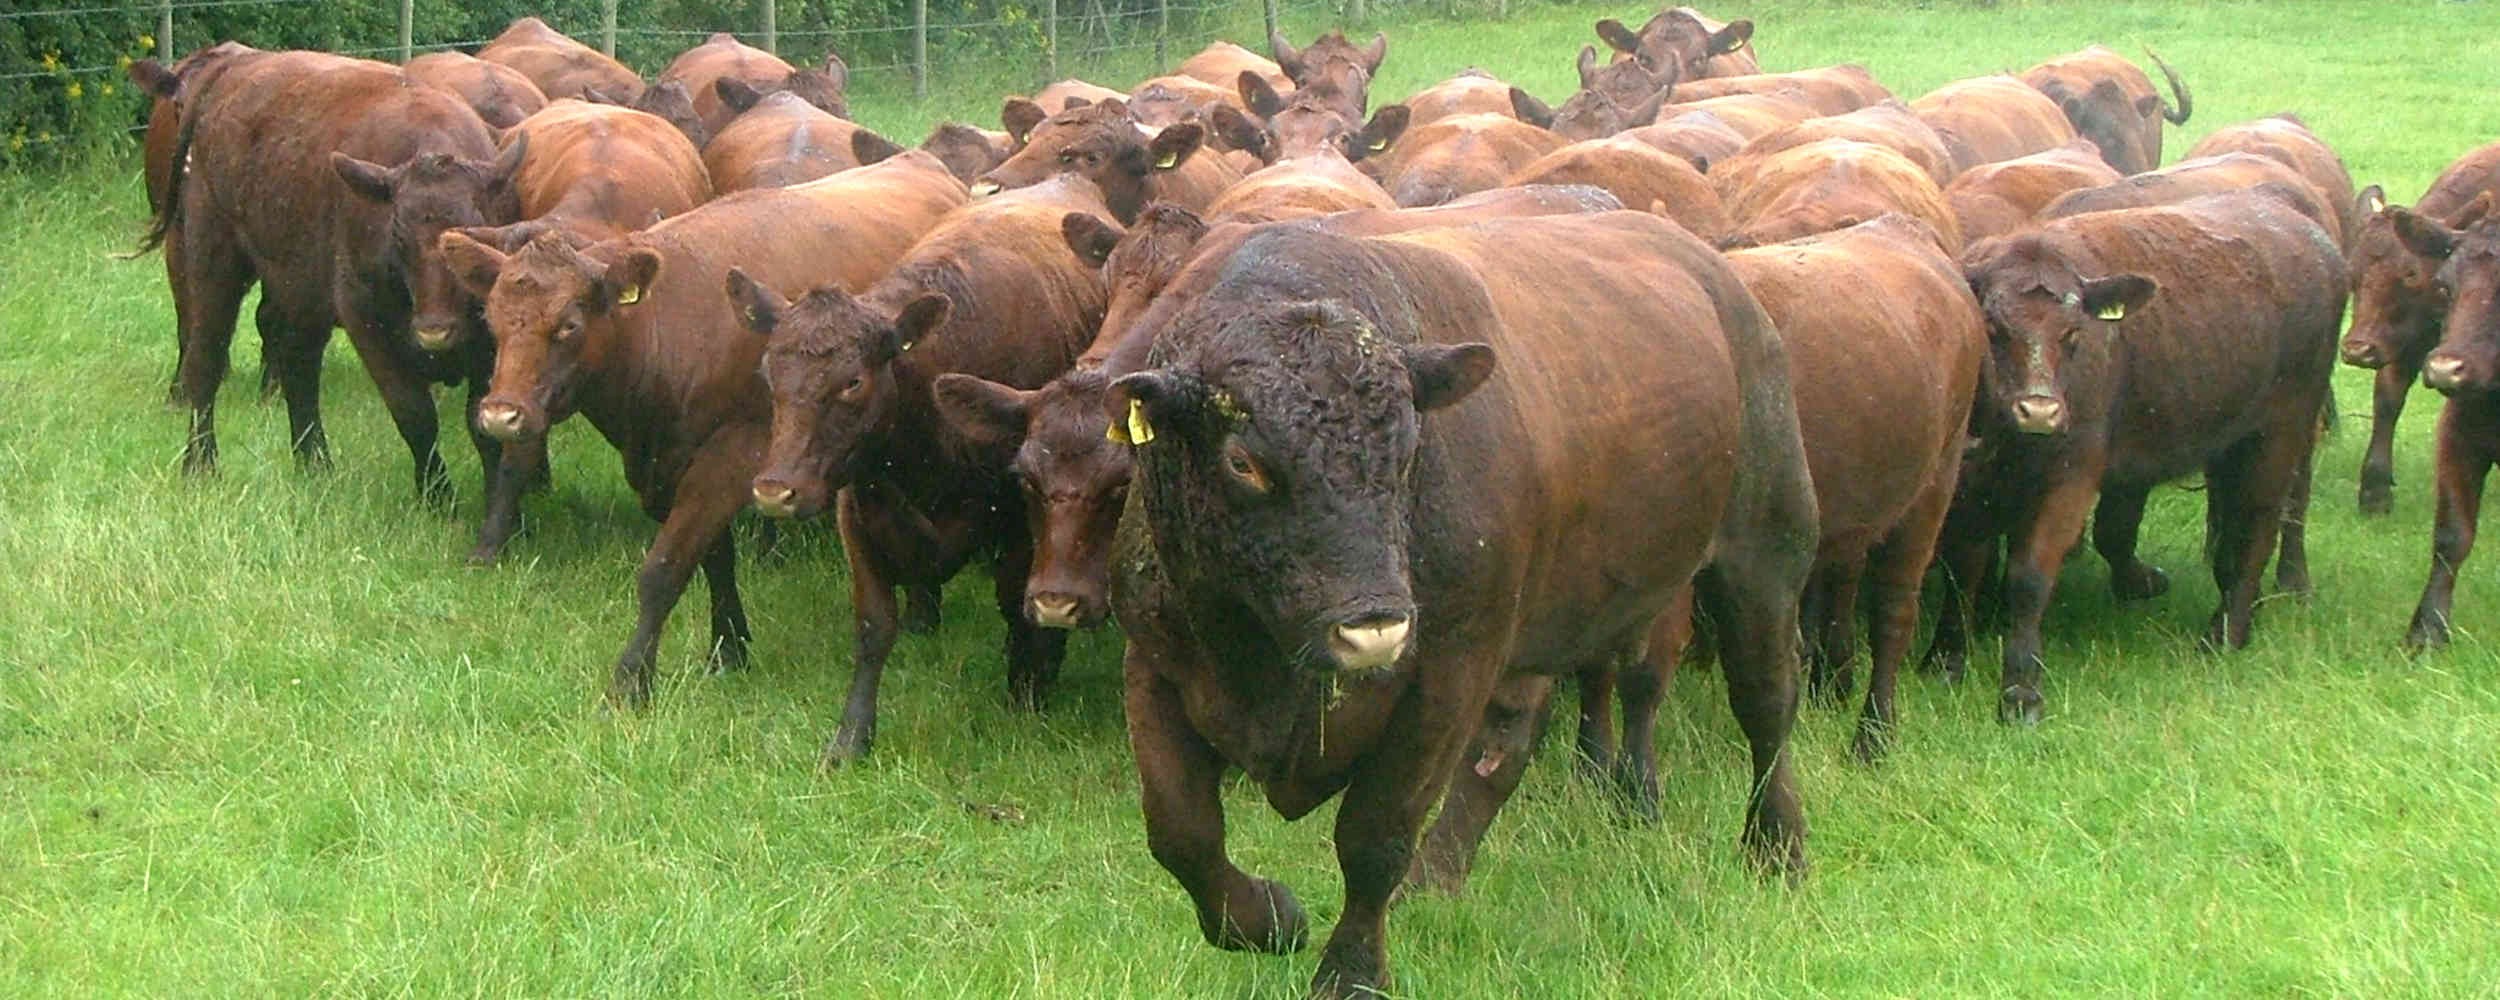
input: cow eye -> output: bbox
[1222,440,1269,494]
[1058,150,1077,164]
[2059,327,2081,350]
[838,375,869,402]
[555,316,582,341]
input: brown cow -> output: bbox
[1361,112,1569,207]
[1510,80,1678,144]
[1200,104,1405,222]
[2384,194,2500,648]
[2341,142,2500,515]
[903,122,1015,185]
[1105,211,1816,997]
[128,41,261,400]
[1128,75,1243,132]
[2022,46,2191,176]
[1656,92,1819,141]
[1716,138,1963,252]
[1405,69,1525,127]
[1937,187,2341,724]
[405,51,547,130]
[1718,100,1958,185]
[1620,114,1748,170]
[477,17,642,103]
[1270,28,1387,112]
[976,99,1239,222]
[2186,115,2357,248]
[1506,136,1729,240]
[1176,40,1292,94]
[1724,215,1981,757]
[1670,64,1889,116]
[2040,152,2340,240]
[658,33,848,137]
[702,89,900,193]
[1596,6,1759,80]
[161,50,528,521]
[438,151,968,709]
[1909,75,2079,176]
[1944,137,2121,242]
[582,80,709,151]
[1034,78,1127,112]
[744,174,1111,764]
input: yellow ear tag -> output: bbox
[2368,195,2386,214]
[1154,150,1179,169]
[1727,38,1749,51]
[1110,398,1155,445]
[1369,137,1389,152]
[616,284,642,306]
[2095,302,2126,321]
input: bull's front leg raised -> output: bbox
[1127,648,1308,954]
[1312,674,1480,1000]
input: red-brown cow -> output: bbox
[658,33,848,137]
[1175,40,1292,95]
[1200,101,1405,222]
[1910,75,2078,176]
[1361,112,1569,206]
[909,122,1015,184]
[1034,78,1127,112]
[477,16,643,103]
[1943,137,2121,241]
[128,41,260,401]
[702,89,902,193]
[1621,114,1748,170]
[976,99,1240,222]
[1719,100,1957,185]
[1405,70,1525,127]
[2040,152,2340,239]
[745,174,1111,765]
[2022,46,2191,176]
[405,50,547,130]
[1270,28,1388,112]
[1595,6,1759,80]
[2341,142,2500,514]
[1716,138,1963,252]
[1936,187,2341,723]
[2187,115,2358,248]
[1127,75,1244,132]
[2383,195,2500,648]
[438,151,968,709]
[1670,64,1889,116]
[1507,48,1682,142]
[1506,136,1730,240]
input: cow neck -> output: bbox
[852,278,998,509]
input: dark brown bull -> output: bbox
[1716,138,1962,252]
[405,51,547,130]
[476,16,642,103]
[657,32,848,137]
[1402,70,1522,127]
[1725,215,1982,758]
[1935,187,2341,724]
[161,50,529,523]
[1669,64,1889,116]
[702,89,899,193]
[1720,100,1957,186]
[2041,152,2340,240]
[1909,75,2080,176]
[1505,136,1729,240]
[2340,142,2500,515]
[437,151,968,709]
[1944,137,2121,242]
[2187,115,2358,248]
[1107,211,1816,998]
[2384,196,2500,648]
[1360,112,1568,207]
[1596,6,1759,80]
[2021,46,2191,176]
[976,99,1239,222]
[745,175,1111,765]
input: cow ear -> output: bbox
[603,247,661,311]
[1405,342,1496,412]
[1577,46,1601,90]
[1062,95,1093,112]
[1509,87,1556,129]
[1107,370,1205,445]
[2079,274,2156,322]
[436,230,509,299]
[852,128,906,165]
[821,51,849,93]
[1062,212,1125,268]
[489,131,530,186]
[2457,191,2499,230]
[1096,97,1128,119]
[1207,104,1269,162]
[723,268,789,334]
[1269,31,1304,80]
[331,153,397,202]
[932,373,1036,451]
[1355,105,1409,159]
[889,293,951,358]
[2356,184,2387,219]
[1710,20,1754,55]
[1002,97,1047,143]
[1594,18,1641,56]
[127,58,178,99]
[1360,32,1388,74]
[1237,70,1284,120]
[582,87,623,106]
[716,77,764,113]
[2134,93,2163,119]
[2391,208,2460,260]
[1631,84,1675,128]
[1148,123,1203,172]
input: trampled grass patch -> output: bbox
[5,1,2500,996]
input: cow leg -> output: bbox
[2407,398,2495,650]
[2094,484,2168,601]
[2358,362,2414,516]
[604,441,752,711]
[1920,499,1996,684]
[903,583,944,635]
[826,489,902,766]
[173,232,252,475]
[1613,593,1688,822]
[468,434,542,565]
[1808,559,1864,705]
[701,527,752,673]
[1313,674,1482,1000]
[998,538,1068,710]
[2275,440,2318,598]
[1854,462,1956,763]
[1695,553,1810,877]
[257,299,334,471]
[2203,414,2312,651]
[1998,474,2101,726]
[1573,661,1616,782]
[1127,648,1307,955]
[161,230,190,409]
[1413,682,1550,895]
[337,316,452,506]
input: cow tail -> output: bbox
[2146,47,2191,126]
[133,98,204,255]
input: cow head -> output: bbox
[744,273,952,518]
[1961,232,2156,437]
[2342,185,2463,371]
[623,80,708,150]
[1125,80,1206,132]
[1210,94,1408,165]
[1114,288,1494,674]
[2397,193,2500,394]
[1271,29,1386,113]
[934,369,1129,629]
[974,100,1203,224]
[1068,205,1207,356]
[1510,76,1676,142]
[714,52,849,122]
[910,123,1011,184]
[2038,77,2162,176]
[437,227,636,440]
[333,135,528,351]
[1596,8,1753,80]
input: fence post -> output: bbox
[1349,0,1365,24]
[1046,0,1058,80]
[158,0,173,60]
[398,0,413,62]
[1155,0,1168,66]
[1263,0,1278,41]
[602,0,618,57]
[762,0,778,55]
[912,0,928,100]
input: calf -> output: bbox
[2341,142,2500,514]
[977,99,1239,222]
[2022,46,2191,176]
[1596,6,1759,80]
[2187,115,2358,248]
[1670,64,1889,116]
[1107,211,1815,998]
[658,32,848,137]
[1943,138,2121,241]
[1910,75,2079,176]
[478,16,643,103]
[1360,113,1568,206]
[1938,188,2342,723]
[405,51,547,129]
[748,175,1112,765]
[1716,138,1962,252]
[704,89,900,192]
[438,152,968,710]
[2386,198,2500,648]
[1505,136,1730,240]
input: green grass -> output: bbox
[6,1,2500,995]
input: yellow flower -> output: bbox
[41,52,62,71]
[67,82,84,99]
[7,135,24,153]
[142,34,157,52]
[101,83,116,97]
[118,54,134,70]
[37,132,53,143]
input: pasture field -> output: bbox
[6,1,2500,995]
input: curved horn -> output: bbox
[2145,47,2191,125]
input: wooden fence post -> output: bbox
[1263,0,1279,41]
[762,0,778,55]
[1155,0,1168,65]
[1046,0,1059,80]
[159,0,173,60]
[602,0,618,57]
[913,0,928,99]
[398,0,413,61]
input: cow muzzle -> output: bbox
[1327,614,1412,672]
[475,400,531,441]
[1028,592,1091,629]
[415,326,458,351]
[2341,336,2388,369]
[970,181,1002,198]
[2425,355,2470,392]
[752,480,803,518]
[2011,395,2068,435]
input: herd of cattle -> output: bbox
[115,7,2500,995]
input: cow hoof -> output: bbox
[901,599,941,635]
[1742,825,1810,884]
[708,642,749,675]
[1997,685,2042,726]
[2358,483,2394,517]
[2275,568,2315,600]
[1849,719,1892,764]
[465,542,505,567]
[2405,618,2450,653]
[821,727,874,769]
[181,445,218,476]
[602,679,652,714]
[1208,877,1307,954]
[2112,563,2169,601]
[1919,650,1965,685]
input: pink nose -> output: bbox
[476,402,525,440]
[2012,395,2067,435]
[752,483,799,517]
[2341,339,2385,369]
[2425,355,2469,390]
